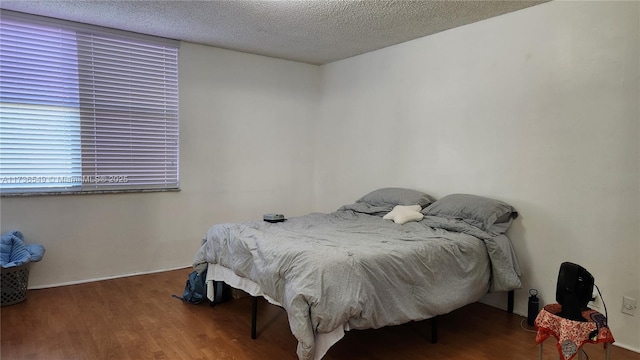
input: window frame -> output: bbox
[0,10,180,197]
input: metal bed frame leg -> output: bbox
[427,290,512,345]
[251,296,258,339]
[508,290,514,314]
[431,316,438,343]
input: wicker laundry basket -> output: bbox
[1,263,30,306]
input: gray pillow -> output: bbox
[337,202,394,216]
[422,194,517,235]
[356,187,434,208]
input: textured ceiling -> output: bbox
[0,0,546,65]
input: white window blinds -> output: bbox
[0,11,179,195]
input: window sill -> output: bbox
[0,188,181,197]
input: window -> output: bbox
[0,10,179,195]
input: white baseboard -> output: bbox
[613,342,640,354]
[27,265,191,290]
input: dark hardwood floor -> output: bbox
[1,268,638,360]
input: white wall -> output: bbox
[0,42,320,287]
[315,1,639,351]
[1,0,638,352]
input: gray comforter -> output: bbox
[193,208,521,360]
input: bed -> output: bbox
[192,189,522,360]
